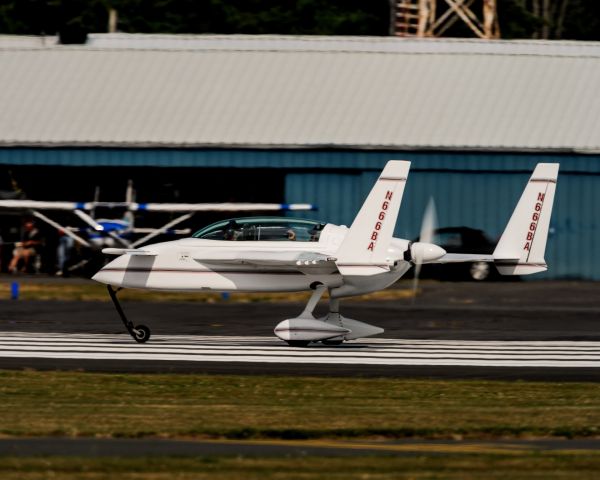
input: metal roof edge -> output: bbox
[0,141,598,155]
[3,33,600,58]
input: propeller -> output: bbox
[411,197,440,301]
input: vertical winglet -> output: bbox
[336,160,411,276]
[493,163,559,275]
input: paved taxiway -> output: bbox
[3,437,600,457]
[0,280,598,379]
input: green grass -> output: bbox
[0,280,415,302]
[1,454,600,480]
[1,370,599,440]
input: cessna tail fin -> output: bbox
[493,163,559,275]
[336,160,410,276]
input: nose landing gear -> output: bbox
[107,285,151,343]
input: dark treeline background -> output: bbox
[0,0,598,41]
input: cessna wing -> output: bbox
[0,200,315,212]
[129,203,315,212]
[0,200,89,210]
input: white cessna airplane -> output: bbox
[93,161,559,346]
[0,181,315,250]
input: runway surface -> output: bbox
[0,280,598,378]
[0,331,599,379]
[2,331,600,367]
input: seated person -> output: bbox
[223,220,241,241]
[8,221,44,273]
[309,224,323,242]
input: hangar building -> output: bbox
[0,34,598,278]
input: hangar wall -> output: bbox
[0,148,597,279]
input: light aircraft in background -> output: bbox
[0,180,315,250]
[93,161,559,346]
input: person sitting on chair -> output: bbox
[8,220,44,273]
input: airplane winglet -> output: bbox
[493,163,559,275]
[335,160,411,276]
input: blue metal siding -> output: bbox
[287,168,599,280]
[315,170,535,242]
[0,147,598,279]
[285,172,362,228]
[2,148,600,173]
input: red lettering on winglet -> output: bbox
[368,191,394,251]
[524,193,545,251]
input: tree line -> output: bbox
[0,1,598,42]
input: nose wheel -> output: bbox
[107,285,152,343]
[132,325,151,343]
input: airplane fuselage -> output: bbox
[92,223,412,296]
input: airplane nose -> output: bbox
[92,257,125,286]
[92,267,118,286]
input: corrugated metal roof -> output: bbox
[2,34,600,151]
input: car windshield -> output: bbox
[192,217,325,242]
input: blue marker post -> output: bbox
[11,281,19,300]
[221,292,230,301]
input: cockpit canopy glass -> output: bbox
[192,217,326,242]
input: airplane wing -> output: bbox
[129,203,315,212]
[0,200,91,210]
[0,200,315,212]
[102,248,157,256]
[432,253,495,263]
[193,250,336,267]
[101,247,335,266]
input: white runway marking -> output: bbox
[0,332,598,367]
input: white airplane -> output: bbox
[93,160,559,346]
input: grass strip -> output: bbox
[1,453,600,480]
[0,280,415,303]
[1,370,599,440]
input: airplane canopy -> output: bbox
[192,217,325,242]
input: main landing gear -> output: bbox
[107,285,151,343]
[273,284,384,347]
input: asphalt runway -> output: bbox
[0,280,599,379]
